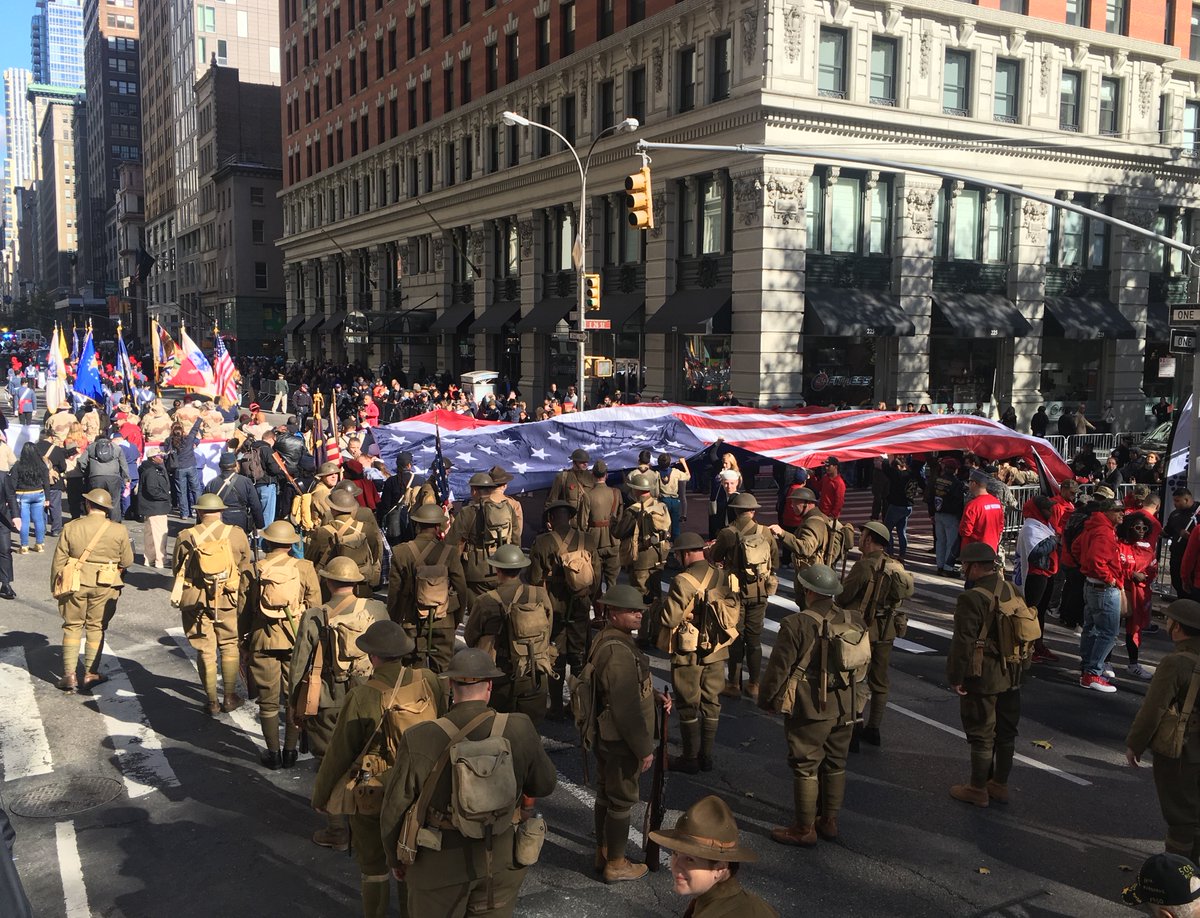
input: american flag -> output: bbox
[429,428,452,509]
[323,401,342,466]
[212,331,238,403]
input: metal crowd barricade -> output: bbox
[1002,485,1042,541]
[1044,435,1068,458]
[1068,433,1118,458]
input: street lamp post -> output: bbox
[501,111,638,409]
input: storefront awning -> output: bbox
[297,314,325,334]
[429,301,476,333]
[1147,302,1170,342]
[645,288,732,333]
[1043,296,1136,340]
[321,310,348,333]
[931,293,1030,338]
[281,315,304,334]
[804,289,915,337]
[515,298,574,334]
[594,293,645,328]
[469,301,521,334]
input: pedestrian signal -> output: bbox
[624,166,654,230]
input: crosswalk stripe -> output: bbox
[55,821,91,918]
[893,637,935,655]
[905,619,955,640]
[0,644,54,781]
[165,627,265,750]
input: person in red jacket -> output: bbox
[1018,496,1060,664]
[1180,524,1200,601]
[1117,509,1161,681]
[817,457,846,521]
[1077,499,1125,693]
[959,471,1004,551]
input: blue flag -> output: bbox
[72,330,104,403]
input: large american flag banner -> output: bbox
[371,405,1074,496]
[212,332,238,403]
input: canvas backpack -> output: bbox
[570,634,629,754]
[553,531,595,596]
[477,499,515,550]
[823,520,856,567]
[331,517,374,582]
[258,553,303,621]
[242,445,267,483]
[738,523,774,589]
[412,539,453,621]
[93,438,115,464]
[971,580,1041,672]
[189,522,239,602]
[292,486,319,532]
[326,595,376,681]
[497,585,555,681]
[775,608,871,716]
[678,568,740,655]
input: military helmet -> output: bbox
[488,544,531,570]
[316,461,341,477]
[862,521,890,544]
[82,488,113,510]
[410,504,448,527]
[789,487,818,503]
[570,448,591,463]
[262,520,301,544]
[959,542,998,566]
[628,472,655,492]
[319,556,364,583]
[333,479,362,496]
[596,584,648,611]
[194,493,227,512]
[544,500,574,515]
[671,532,706,553]
[328,489,359,513]
[444,647,505,683]
[797,563,842,598]
[1167,599,1200,630]
[727,492,759,511]
[356,621,416,660]
[468,472,497,489]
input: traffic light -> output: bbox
[583,273,601,312]
[624,165,654,230]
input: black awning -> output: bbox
[515,298,574,334]
[1147,302,1170,341]
[321,310,348,333]
[297,314,325,334]
[281,315,304,334]
[804,288,915,337]
[429,301,476,333]
[931,293,1031,338]
[1043,297,1137,340]
[645,288,732,333]
[468,301,521,334]
[594,292,645,328]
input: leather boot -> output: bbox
[862,726,882,747]
[868,692,888,732]
[360,877,389,918]
[986,780,1009,804]
[603,858,649,883]
[771,776,819,847]
[949,783,990,807]
[603,814,648,882]
[992,743,1015,786]
[57,673,78,693]
[313,813,350,850]
[669,719,700,773]
[743,682,760,701]
[720,666,742,699]
[261,713,281,755]
[222,694,245,713]
[699,717,719,772]
[816,770,846,840]
[849,723,862,754]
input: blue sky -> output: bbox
[0,1,39,162]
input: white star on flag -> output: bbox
[667,440,684,449]
[419,444,437,453]
[531,447,549,460]
[477,445,496,455]
[597,430,615,437]
[455,452,476,463]
[546,431,567,443]
[513,462,530,474]
[496,438,515,445]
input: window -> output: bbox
[1060,70,1081,130]
[421,6,431,49]
[678,181,697,257]
[994,59,1020,123]
[628,0,645,25]
[1191,4,1200,61]
[700,174,727,254]
[677,47,696,112]
[1099,77,1120,135]
[984,194,1009,262]
[445,142,456,186]
[460,59,472,103]
[535,104,552,157]
[407,15,416,59]
[251,186,265,205]
[408,86,417,129]
[444,68,454,111]
[598,79,615,130]
[943,50,971,116]
[818,29,846,98]
[561,95,576,145]
[599,0,613,38]
[998,0,1026,10]
[560,2,575,55]
[422,79,432,121]
[390,96,399,136]
[423,150,434,193]
[536,16,550,68]
[806,169,894,255]
[199,5,215,32]
[869,37,897,106]
[350,56,359,94]
[932,186,1009,262]
[255,262,268,289]
[377,37,385,79]
[486,44,499,92]
[487,124,499,173]
[252,220,265,243]
[463,133,473,181]
[1186,101,1200,152]
[216,39,228,65]
[506,123,520,167]
[829,178,862,253]
[547,208,576,271]
[506,33,519,84]
[461,0,470,27]
[1106,0,1128,34]
[711,34,731,102]
[443,0,453,36]
[605,197,643,265]
[627,67,646,125]
[1066,0,1089,26]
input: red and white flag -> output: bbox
[212,332,238,403]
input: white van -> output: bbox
[461,370,499,402]
[12,329,46,348]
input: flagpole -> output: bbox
[150,318,161,397]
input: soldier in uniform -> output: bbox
[712,492,779,701]
[489,465,524,544]
[311,460,342,526]
[769,487,832,575]
[547,448,596,516]
[50,488,133,692]
[242,520,321,768]
[657,532,734,773]
[839,521,911,748]
[759,564,865,847]
[379,648,557,916]
[613,472,672,602]
[312,621,446,918]
[946,542,1028,807]
[447,471,519,601]
[529,500,600,719]
[172,493,253,715]
[464,544,555,724]
[587,585,672,883]
[288,557,387,850]
[387,503,467,673]
[577,460,622,589]
[202,451,264,534]
[307,489,383,599]
[1127,599,1200,862]
[331,479,386,547]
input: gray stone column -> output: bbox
[891,175,938,407]
[643,183,673,399]
[469,225,493,379]
[284,266,299,361]
[517,214,541,399]
[1008,195,1051,430]
[1109,195,1156,433]
[319,255,338,362]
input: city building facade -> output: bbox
[2,67,36,299]
[33,0,86,89]
[113,160,144,323]
[29,83,84,298]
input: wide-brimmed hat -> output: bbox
[1091,485,1116,500]
[544,500,574,515]
[468,472,497,489]
[959,542,998,565]
[356,621,416,660]
[862,521,890,544]
[488,544,531,570]
[489,465,514,485]
[410,504,448,527]
[1167,599,1200,630]
[796,564,842,597]
[571,448,590,463]
[316,461,341,477]
[194,493,226,512]
[648,795,759,863]
[596,584,648,611]
[671,532,706,554]
[789,487,818,503]
[727,492,759,511]
[444,647,505,683]
[262,521,301,544]
[83,488,113,510]
[328,489,359,513]
[319,556,364,583]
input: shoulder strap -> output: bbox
[1180,654,1200,723]
[217,477,234,498]
[412,709,496,825]
[326,592,359,620]
[351,669,411,764]
[76,522,110,566]
[335,517,361,538]
[414,539,441,565]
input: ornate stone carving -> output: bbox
[919,29,932,78]
[741,6,758,65]
[650,191,666,239]
[653,44,663,93]
[1140,70,1155,117]
[1021,200,1047,243]
[471,229,486,254]
[905,187,937,237]
[518,219,534,259]
[579,75,589,118]
[733,175,762,226]
[1124,205,1159,253]
[432,237,445,271]
[765,174,801,225]
[783,6,802,64]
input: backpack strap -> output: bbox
[412,710,497,829]
[1178,654,1200,727]
[678,568,715,622]
[74,522,111,568]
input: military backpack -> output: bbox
[495,585,555,681]
[331,518,374,583]
[412,540,455,621]
[970,579,1041,673]
[257,554,303,622]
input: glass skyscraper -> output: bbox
[31,0,84,89]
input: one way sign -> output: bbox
[1171,327,1197,355]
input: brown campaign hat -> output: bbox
[328,489,359,513]
[671,532,706,553]
[83,488,113,510]
[444,647,505,683]
[1167,599,1200,630]
[317,461,341,477]
[489,465,514,485]
[649,795,759,863]
[319,556,364,583]
[959,542,998,565]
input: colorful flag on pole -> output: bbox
[211,330,238,403]
[429,427,452,510]
[45,325,68,411]
[70,326,79,366]
[116,322,136,396]
[56,323,69,365]
[323,401,342,466]
[71,329,104,403]
[165,327,216,394]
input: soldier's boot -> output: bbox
[698,717,719,772]
[282,719,300,767]
[313,813,350,851]
[59,638,80,692]
[988,744,1015,803]
[197,654,220,715]
[260,713,282,769]
[950,752,992,808]
[720,666,743,699]
[849,723,862,754]
[669,719,701,773]
[865,693,886,745]
[771,777,819,847]
[220,653,244,712]
[593,803,607,872]
[603,814,648,883]
[360,875,389,918]
[815,771,846,841]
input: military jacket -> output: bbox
[310,482,333,527]
[243,553,321,652]
[548,467,596,513]
[759,597,861,723]
[945,571,1026,695]
[50,512,133,592]
[288,595,387,711]
[1127,636,1200,761]
[712,513,780,602]
[685,878,780,918]
[776,507,832,571]
[659,560,733,666]
[528,527,600,612]
[577,482,622,550]
[840,550,908,643]
[590,625,655,758]
[612,498,672,569]
[387,532,469,627]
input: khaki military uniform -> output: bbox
[387,532,468,673]
[612,497,672,597]
[242,551,321,752]
[577,482,622,589]
[1127,636,1200,860]
[47,409,75,443]
[173,520,253,706]
[501,494,524,545]
[50,512,133,678]
[287,594,387,755]
[687,878,780,918]
[529,527,600,686]
[759,597,865,830]
[307,510,384,599]
[776,507,833,575]
[945,571,1026,791]
[310,481,334,527]
[658,559,733,765]
[380,700,557,916]
[464,579,554,724]
[313,660,446,918]
[840,549,908,730]
[547,467,595,517]
[447,497,519,599]
[588,625,656,864]
[712,515,780,688]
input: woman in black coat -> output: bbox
[137,451,173,567]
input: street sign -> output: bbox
[1171,327,1197,355]
[567,331,586,342]
[584,318,611,330]
[1171,306,1200,324]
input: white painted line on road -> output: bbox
[55,821,91,918]
[904,619,955,639]
[0,645,53,781]
[165,627,265,751]
[894,638,935,655]
[888,702,1092,787]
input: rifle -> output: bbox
[643,686,669,872]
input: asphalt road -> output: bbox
[0,488,1168,917]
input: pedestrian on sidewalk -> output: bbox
[1077,498,1125,694]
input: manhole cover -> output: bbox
[6,776,123,818]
